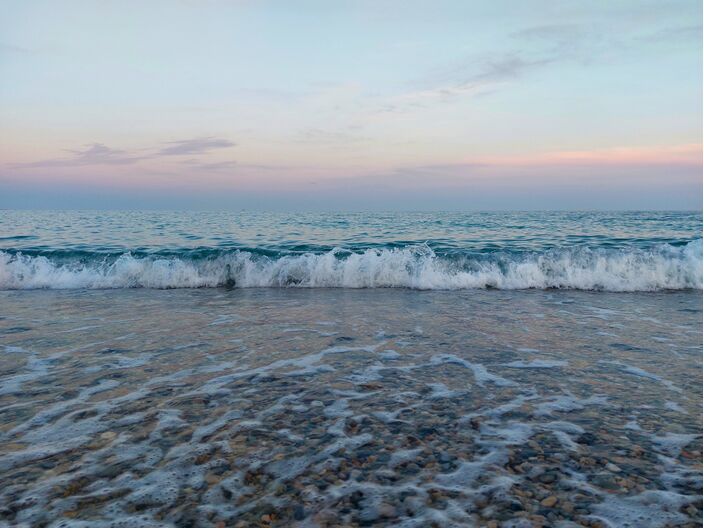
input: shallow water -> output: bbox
[0,288,701,527]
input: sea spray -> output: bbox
[0,239,700,291]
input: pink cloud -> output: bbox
[481,143,702,167]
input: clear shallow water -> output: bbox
[0,211,701,291]
[0,288,701,527]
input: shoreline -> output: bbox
[1,288,701,526]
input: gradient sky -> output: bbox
[1,0,701,210]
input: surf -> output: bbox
[0,239,700,291]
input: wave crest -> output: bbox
[0,240,701,291]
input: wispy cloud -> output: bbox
[491,143,703,166]
[0,43,34,54]
[514,21,703,60]
[343,144,703,190]
[294,128,370,145]
[10,143,147,169]
[9,137,237,170]
[379,16,699,115]
[462,55,554,84]
[374,24,596,115]
[180,158,239,171]
[380,53,553,112]
[157,137,235,156]
[65,143,146,165]
[635,25,703,45]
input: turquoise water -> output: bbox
[0,211,701,290]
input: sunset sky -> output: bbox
[1,0,701,210]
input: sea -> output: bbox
[0,210,701,527]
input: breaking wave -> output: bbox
[0,240,701,291]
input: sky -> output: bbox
[0,0,702,211]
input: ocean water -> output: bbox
[0,210,701,291]
[0,211,702,528]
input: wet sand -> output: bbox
[0,288,701,527]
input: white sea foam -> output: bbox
[0,240,701,291]
[503,359,568,369]
[589,490,693,528]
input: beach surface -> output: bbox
[0,287,701,527]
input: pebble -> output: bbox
[540,496,558,508]
[293,505,306,520]
[577,432,597,445]
[378,502,396,518]
[538,471,558,484]
[592,474,620,490]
